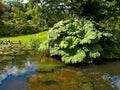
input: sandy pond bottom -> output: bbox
[0,54,120,90]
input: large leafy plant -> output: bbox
[48,18,117,64]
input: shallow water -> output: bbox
[0,55,38,90]
[79,61,120,90]
[0,53,120,90]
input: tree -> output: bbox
[0,1,38,36]
[37,0,70,28]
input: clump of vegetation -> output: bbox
[38,41,49,56]
[48,18,120,64]
[29,37,41,50]
[0,1,45,36]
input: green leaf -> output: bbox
[59,40,68,49]
[87,44,102,58]
[62,49,86,64]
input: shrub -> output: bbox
[38,41,49,56]
[48,18,120,64]
[0,22,36,36]
[29,37,41,50]
[13,23,35,35]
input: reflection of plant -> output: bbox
[48,18,119,64]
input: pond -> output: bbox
[0,54,38,90]
[0,52,120,90]
[79,61,120,90]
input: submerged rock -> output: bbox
[40,77,60,85]
[27,68,94,90]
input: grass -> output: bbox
[0,31,48,45]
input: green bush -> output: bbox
[0,22,36,36]
[29,37,41,50]
[13,23,35,35]
[48,18,120,64]
[38,41,49,56]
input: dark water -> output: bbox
[0,54,120,90]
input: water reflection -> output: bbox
[0,59,38,90]
[111,76,120,90]
[102,74,120,90]
[79,61,120,90]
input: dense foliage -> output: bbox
[0,0,70,36]
[0,0,120,64]
[46,0,120,64]
[1,0,119,36]
[48,18,120,64]
[0,1,42,36]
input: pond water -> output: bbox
[79,61,120,90]
[0,55,38,90]
[0,53,120,90]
